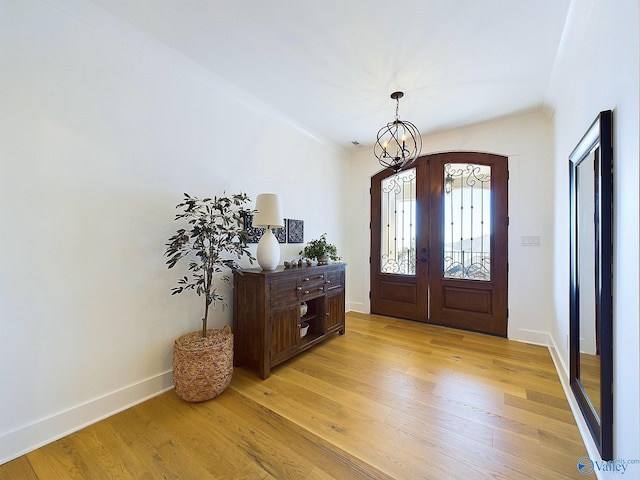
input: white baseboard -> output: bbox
[0,370,173,465]
[547,337,620,480]
[346,302,368,314]
[508,327,551,346]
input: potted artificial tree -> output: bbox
[300,233,340,265]
[165,192,255,402]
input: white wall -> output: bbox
[0,0,348,463]
[347,110,556,344]
[548,0,640,466]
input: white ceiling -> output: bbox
[87,0,572,149]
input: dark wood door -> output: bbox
[371,160,429,321]
[370,152,509,336]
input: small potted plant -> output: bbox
[300,233,340,265]
[165,192,255,402]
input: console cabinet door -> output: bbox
[325,290,345,333]
[270,305,299,364]
[324,266,345,334]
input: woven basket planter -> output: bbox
[172,325,233,402]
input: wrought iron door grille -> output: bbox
[443,163,491,281]
[380,168,416,275]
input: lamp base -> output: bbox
[257,229,280,270]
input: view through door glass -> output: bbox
[371,152,508,336]
[380,168,416,275]
[443,163,492,281]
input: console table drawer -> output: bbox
[300,273,325,288]
[324,269,344,290]
[301,284,325,301]
[270,276,299,308]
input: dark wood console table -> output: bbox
[232,263,346,379]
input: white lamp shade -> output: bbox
[253,193,284,228]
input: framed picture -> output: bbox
[274,225,286,243]
[244,215,287,243]
[287,219,304,243]
[243,215,262,243]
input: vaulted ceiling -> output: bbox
[87,0,572,149]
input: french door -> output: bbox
[370,152,509,336]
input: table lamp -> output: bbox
[253,193,284,270]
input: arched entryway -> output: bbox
[370,152,509,336]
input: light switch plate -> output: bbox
[521,235,541,246]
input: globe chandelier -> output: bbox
[373,91,422,173]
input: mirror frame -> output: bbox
[569,110,613,460]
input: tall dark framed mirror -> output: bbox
[569,110,613,460]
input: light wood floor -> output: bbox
[1,312,587,479]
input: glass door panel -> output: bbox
[443,163,491,281]
[380,168,416,275]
